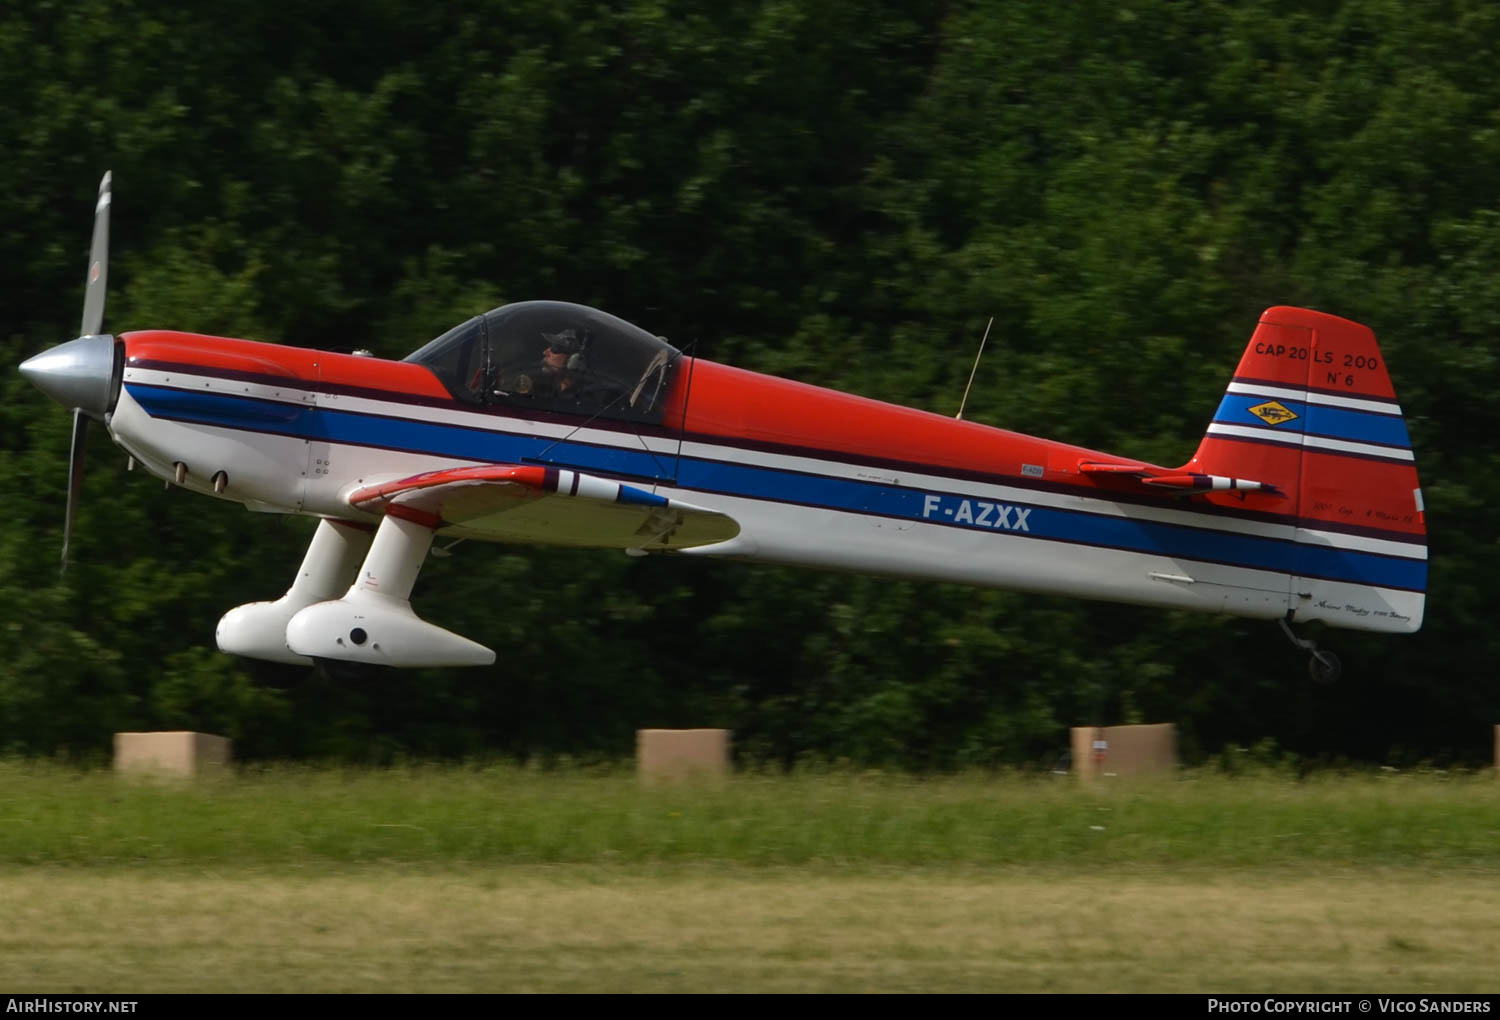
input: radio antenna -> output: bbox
[955,317,993,421]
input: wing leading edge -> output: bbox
[347,464,740,551]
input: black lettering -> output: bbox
[1326,371,1340,384]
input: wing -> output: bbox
[347,464,740,550]
[1077,460,1285,498]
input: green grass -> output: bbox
[2,762,1498,991]
[5,868,1500,992]
[0,759,1496,871]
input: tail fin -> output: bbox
[1186,307,1426,632]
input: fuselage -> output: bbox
[106,327,1425,632]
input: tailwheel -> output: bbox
[1279,613,1341,685]
[1308,649,1342,685]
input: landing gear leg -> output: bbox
[217,518,374,664]
[1278,613,1342,684]
[284,511,495,668]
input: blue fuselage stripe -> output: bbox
[127,384,1427,592]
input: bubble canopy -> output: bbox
[403,301,681,423]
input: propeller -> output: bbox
[18,171,121,574]
[82,170,111,338]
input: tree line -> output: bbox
[1,0,1495,766]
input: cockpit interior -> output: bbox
[404,301,681,424]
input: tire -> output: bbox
[1308,650,1342,685]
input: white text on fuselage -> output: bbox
[921,494,1032,531]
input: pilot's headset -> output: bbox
[566,328,589,373]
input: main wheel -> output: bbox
[1308,649,1342,684]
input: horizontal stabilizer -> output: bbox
[1077,460,1285,499]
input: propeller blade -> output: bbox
[79,171,111,338]
[62,408,89,575]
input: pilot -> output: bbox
[509,328,600,406]
[540,329,586,393]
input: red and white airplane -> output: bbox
[21,174,1426,680]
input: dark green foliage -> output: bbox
[1,1,1495,766]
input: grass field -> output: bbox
[1,762,1497,992]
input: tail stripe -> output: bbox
[1204,423,1415,463]
[1212,394,1411,448]
[1301,433,1415,461]
[1227,380,1400,415]
[1304,405,1410,447]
